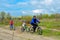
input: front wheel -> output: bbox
[29,26,34,33]
[37,27,43,35]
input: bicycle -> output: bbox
[21,25,30,32]
[30,26,43,35]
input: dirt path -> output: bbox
[0,27,57,40]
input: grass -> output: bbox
[0,22,6,27]
[39,19,60,30]
[43,29,60,36]
[14,21,22,27]
[42,29,60,40]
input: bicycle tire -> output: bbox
[37,27,43,35]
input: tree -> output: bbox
[0,11,6,23]
[42,14,49,19]
[0,11,6,21]
[39,13,42,19]
[6,13,11,20]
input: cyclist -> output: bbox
[22,20,26,28]
[22,20,27,31]
[30,16,40,32]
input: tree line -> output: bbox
[0,11,60,25]
[0,11,11,24]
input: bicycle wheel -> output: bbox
[26,27,30,32]
[21,27,25,32]
[29,27,34,33]
[37,27,43,35]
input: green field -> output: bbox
[39,19,60,30]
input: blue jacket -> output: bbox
[30,18,40,24]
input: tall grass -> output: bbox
[39,19,60,30]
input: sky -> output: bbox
[0,0,60,16]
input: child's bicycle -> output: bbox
[21,25,30,32]
[29,26,43,35]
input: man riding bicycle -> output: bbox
[30,16,40,32]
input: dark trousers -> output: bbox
[31,23,38,32]
[10,24,13,30]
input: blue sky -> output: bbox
[0,0,60,16]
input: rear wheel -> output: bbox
[21,27,25,32]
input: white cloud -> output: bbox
[22,11,27,14]
[40,0,53,5]
[32,9,43,14]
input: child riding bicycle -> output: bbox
[30,16,40,32]
[21,20,28,32]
